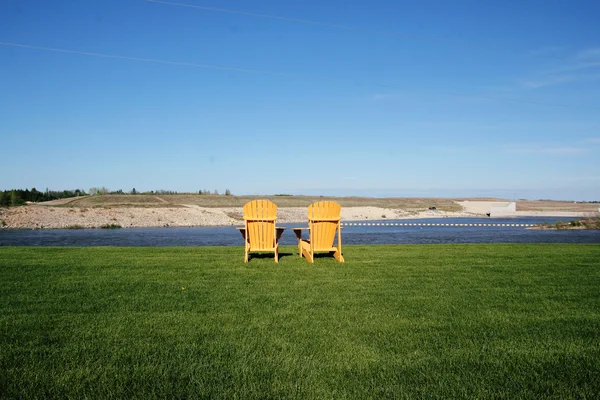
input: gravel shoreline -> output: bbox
[1,205,475,229]
[0,203,592,230]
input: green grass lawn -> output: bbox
[1,244,599,399]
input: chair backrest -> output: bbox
[307,201,341,250]
[244,200,277,250]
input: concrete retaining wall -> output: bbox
[490,202,516,217]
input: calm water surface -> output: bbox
[1,217,598,246]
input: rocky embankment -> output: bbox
[3,200,594,230]
[0,205,471,229]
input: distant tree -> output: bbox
[225,189,232,196]
[10,190,22,206]
[131,188,137,195]
[90,187,110,195]
[0,188,87,205]
[30,188,39,202]
[156,189,177,195]
[214,189,219,195]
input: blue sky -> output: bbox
[1,0,599,200]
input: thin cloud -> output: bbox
[558,176,600,182]
[585,138,600,144]
[504,145,588,155]
[522,75,576,88]
[550,46,600,73]
[576,47,600,61]
[521,46,600,89]
[529,46,564,56]
[370,93,394,101]
[431,145,481,154]
[523,72,600,88]
[551,61,600,74]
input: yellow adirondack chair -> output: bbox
[294,201,344,263]
[239,200,280,263]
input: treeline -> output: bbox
[0,188,87,207]
[1,187,235,207]
[198,189,232,196]
[90,187,233,196]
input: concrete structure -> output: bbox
[490,202,516,217]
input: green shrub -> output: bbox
[65,225,85,229]
[99,223,121,229]
[582,217,600,229]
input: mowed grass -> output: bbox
[1,245,599,399]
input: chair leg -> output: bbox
[333,250,344,262]
[304,250,314,263]
[274,245,279,263]
[300,241,314,263]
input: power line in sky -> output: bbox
[0,41,305,78]
[146,0,570,62]
[145,0,405,36]
[0,41,594,110]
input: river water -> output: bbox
[0,217,598,246]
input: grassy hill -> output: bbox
[46,194,467,211]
